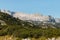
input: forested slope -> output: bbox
[0,12,60,39]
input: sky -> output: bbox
[0,0,60,18]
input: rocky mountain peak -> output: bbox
[0,9,60,23]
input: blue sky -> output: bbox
[0,0,60,18]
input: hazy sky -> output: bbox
[0,0,60,18]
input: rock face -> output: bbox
[13,12,55,22]
[55,18,60,23]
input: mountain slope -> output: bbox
[0,11,60,40]
[0,9,60,23]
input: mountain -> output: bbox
[0,9,60,24]
[0,10,60,40]
[0,9,59,29]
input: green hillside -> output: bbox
[0,12,60,40]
